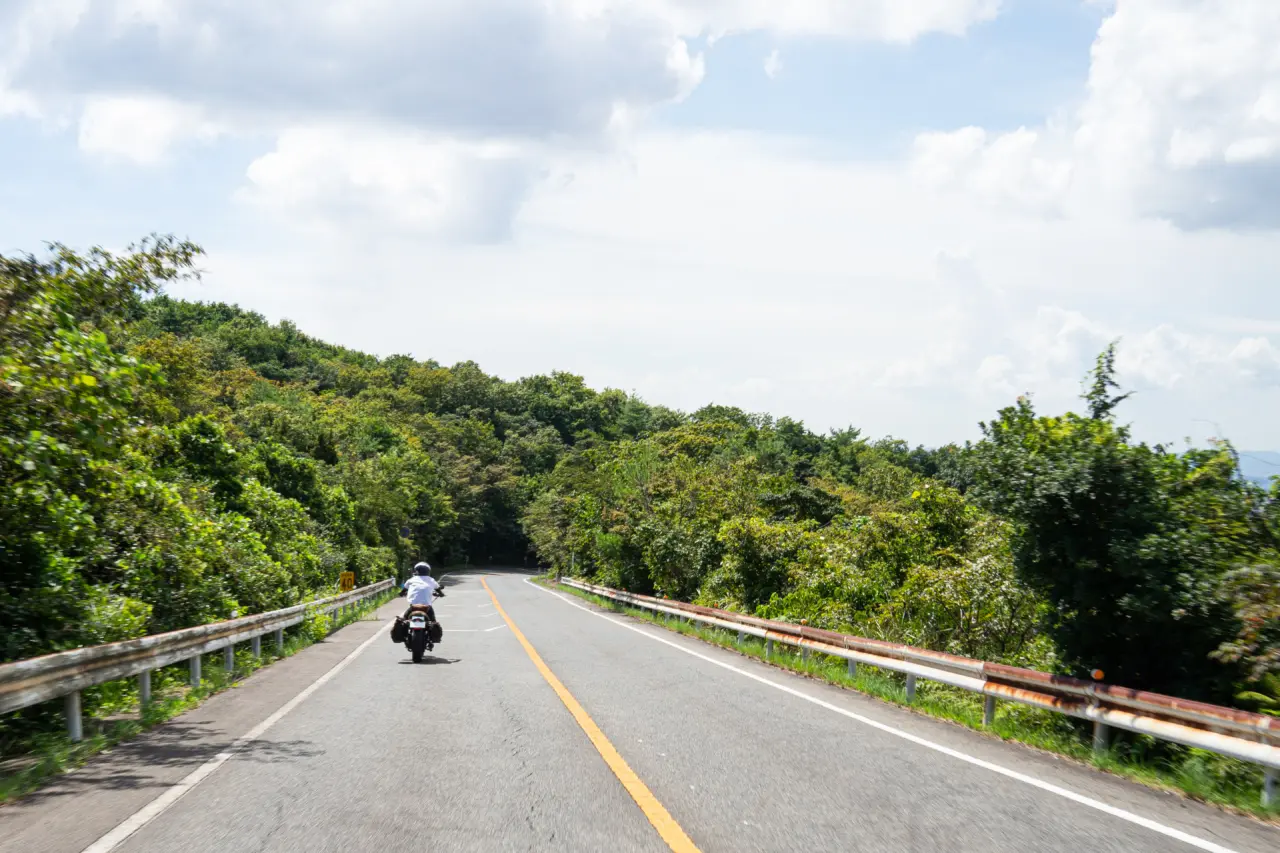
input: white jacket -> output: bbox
[403,575,440,606]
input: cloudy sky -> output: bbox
[2,1,1279,451]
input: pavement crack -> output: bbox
[495,689,548,836]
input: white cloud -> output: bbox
[910,126,1073,215]
[0,0,81,118]
[0,0,1008,242]
[3,1,705,139]
[0,87,39,118]
[0,0,707,240]
[975,354,1016,397]
[77,95,222,164]
[917,0,1280,230]
[982,308,1280,401]
[764,49,782,80]
[1229,337,1280,387]
[1077,0,1280,228]
[181,130,1280,449]
[646,0,1002,43]
[236,125,542,243]
[5,0,1278,450]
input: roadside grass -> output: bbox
[0,589,397,804]
[540,576,1280,823]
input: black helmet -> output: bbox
[413,561,432,576]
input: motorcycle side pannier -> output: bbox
[390,618,407,644]
[429,622,443,643]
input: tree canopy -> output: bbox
[2,238,1277,724]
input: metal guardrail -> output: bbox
[0,578,395,742]
[560,578,1280,807]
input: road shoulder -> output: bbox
[0,600,401,853]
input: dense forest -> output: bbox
[1,239,1277,722]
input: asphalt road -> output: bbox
[2,569,1278,853]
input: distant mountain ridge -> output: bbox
[1238,451,1280,485]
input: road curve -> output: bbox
[2,569,1277,853]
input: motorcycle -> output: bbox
[398,587,445,663]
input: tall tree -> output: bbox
[974,350,1254,700]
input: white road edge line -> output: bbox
[81,617,393,853]
[525,577,1243,853]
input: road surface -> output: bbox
[2,570,1277,852]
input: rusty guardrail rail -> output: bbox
[0,578,395,742]
[560,577,1280,807]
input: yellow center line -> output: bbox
[481,577,701,853]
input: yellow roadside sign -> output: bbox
[338,571,355,592]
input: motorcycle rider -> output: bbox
[400,561,443,625]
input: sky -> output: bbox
[2,0,1279,450]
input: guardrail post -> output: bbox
[224,645,235,672]
[847,659,857,679]
[736,631,744,645]
[139,669,152,707]
[905,675,917,703]
[983,695,996,727]
[1263,767,1276,807]
[801,647,810,664]
[275,628,284,652]
[190,655,202,686]
[1092,721,1110,755]
[65,691,83,742]
[251,635,261,657]
[765,639,773,659]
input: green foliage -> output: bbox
[523,415,1047,665]
[1233,673,1280,718]
[165,415,245,503]
[1,237,684,684]
[5,235,1277,764]
[973,356,1270,701]
[1085,341,1133,420]
[1,239,197,661]
[1215,560,1280,683]
[524,343,1277,717]
[709,517,808,610]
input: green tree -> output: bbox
[974,351,1253,700]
